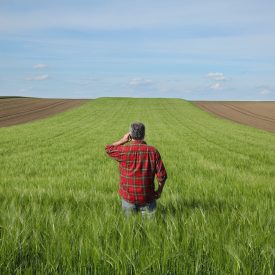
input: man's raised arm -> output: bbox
[105,133,131,161]
[111,133,131,146]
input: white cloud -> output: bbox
[33,63,48,69]
[128,78,153,86]
[25,75,49,81]
[207,72,226,81]
[19,87,33,93]
[209,82,223,90]
[207,72,226,90]
[260,88,271,95]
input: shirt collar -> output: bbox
[131,140,146,145]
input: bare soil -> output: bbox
[0,97,89,127]
[194,101,275,133]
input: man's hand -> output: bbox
[121,132,131,143]
[155,181,165,200]
[154,189,162,200]
[112,132,131,146]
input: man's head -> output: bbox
[130,122,145,140]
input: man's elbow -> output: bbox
[105,145,113,157]
[105,144,113,151]
[105,145,120,161]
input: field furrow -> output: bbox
[194,101,275,133]
[0,97,89,127]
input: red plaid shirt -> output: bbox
[105,140,167,205]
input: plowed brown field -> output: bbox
[0,97,89,127]
[194,101,275,133]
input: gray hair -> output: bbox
[130,122,145,140]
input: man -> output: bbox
[105,122,167,216]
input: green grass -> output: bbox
[0,98,274,274]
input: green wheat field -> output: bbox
[0,98,274,274]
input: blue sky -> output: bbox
[0,0,275,100]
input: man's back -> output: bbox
[106,140,167,205]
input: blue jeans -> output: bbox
[121,198,157,217]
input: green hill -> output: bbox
[0,98,274,274]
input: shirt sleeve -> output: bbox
[105,144,123,162]
[155,150,167,183]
